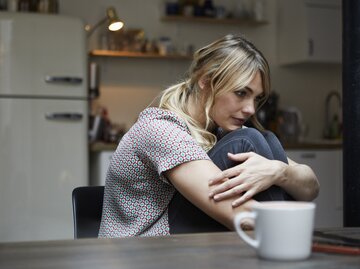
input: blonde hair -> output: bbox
[159,34,271,151]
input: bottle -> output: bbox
[37,0,49,13]
[202,0,215,17]
[253,0,264,21]
[17,0,30,11]
[7,0,18,11]
[89,62,100,99]
[29,0,38,11]
[234,0,247,19]
[49,0,58,13]
[0,0,7,10]
[157,37,172,55]
[329,114,340,139]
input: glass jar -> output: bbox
[17,0,30,12]
[37,0,58,13]
[49,0,58,13]
[29,0,38,11]
[7,0,18,11]
[37,0,49,13]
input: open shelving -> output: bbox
[161,15,268,25]
[89,50,192,60]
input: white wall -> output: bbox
[60,0,342,139]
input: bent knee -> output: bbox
[233,127,267,144]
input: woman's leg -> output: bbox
[169,127,291,234]
[261,130,288,163]
[261,130,294,200]
[208,127,291,201]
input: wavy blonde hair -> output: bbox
[159,34,271,151]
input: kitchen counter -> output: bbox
[90,139,342,152]
[283,139,342,150]
[90,142,118,152]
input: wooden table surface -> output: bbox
[0,230,359,269]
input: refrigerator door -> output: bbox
[0,12,87,98]
[0,98,88,242]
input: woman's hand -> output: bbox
[208,152,287,207]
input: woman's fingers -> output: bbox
[208,167,242,186]
[227,152,253,161]
[211,183,258,207]
[231,189,257,207]
[209,176,246,198]
[213,180,246,201]
[208,152,252,186]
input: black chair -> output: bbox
[72,186,105,239]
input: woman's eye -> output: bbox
[234,90,247,97]
[255,96,264,103]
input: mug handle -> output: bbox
[234,212,259,249]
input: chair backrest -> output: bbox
[72,186,105,239]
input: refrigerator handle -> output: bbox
[45,76,83,85]
[45,113,83,121]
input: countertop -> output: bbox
[282,139,342,150]
[90,142,119,152]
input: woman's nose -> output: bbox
[242,100,256,115]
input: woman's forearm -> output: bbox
[275,158,320,201]
[166,159,256,230]
[208,152,320,206]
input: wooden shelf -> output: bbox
[89,50,192,60]
[161,15,268,25]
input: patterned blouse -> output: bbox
[98,107,210,238]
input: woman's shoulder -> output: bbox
[138,107,187,128]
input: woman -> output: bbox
[98,34,319,238]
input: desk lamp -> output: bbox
[86,7,124,99]
[85,6,124,37]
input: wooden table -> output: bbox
[0,230,359,269]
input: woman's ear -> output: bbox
[198,75,208,90]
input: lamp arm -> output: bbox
[86,17,108,38]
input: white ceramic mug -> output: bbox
[234,201,316,261]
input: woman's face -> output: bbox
[210,71,264,131]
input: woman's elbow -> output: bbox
[303,175,320,201]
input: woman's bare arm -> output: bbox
[165,159,257,230]
[207,152,320,207]
[279,157,320,200]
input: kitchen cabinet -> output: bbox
[278,0,341,65]
[90,150,113,186]
[286,149,343,228]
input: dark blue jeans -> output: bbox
[168,128,292,234]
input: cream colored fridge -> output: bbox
[0,12,89,242]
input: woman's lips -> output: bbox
[231,117,246,126]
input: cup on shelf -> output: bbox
[183,5,193,17]
[157,37,173,56]
[215,6,226,19]
[165,1,179,16]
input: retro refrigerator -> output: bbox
[0,12,89,242]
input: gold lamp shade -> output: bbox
[106,7,124,31]
[86,6,124,37]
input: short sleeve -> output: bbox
[133,110,209,182]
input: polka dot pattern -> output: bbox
[98,107,210,238]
